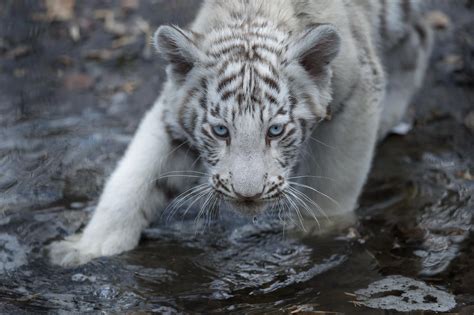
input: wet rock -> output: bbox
[69,201,85,209]
[0,234,28,274]
[355,275,456,312]
[95,285,119,300]
[151,306,179,314]
[63,168,103,200]
[0,0,473,313]
[71,273,96,282]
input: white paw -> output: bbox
[48,234,96,267]
[48,230,140,267]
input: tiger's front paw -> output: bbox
[48,229,140,267]
[48,234,95,267]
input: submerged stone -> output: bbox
[355,275,456,312]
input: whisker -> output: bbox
[195,190,214,226]
[190,155,202,169]
[279,197,290,238]
[181,188,213,219]
[288,181,342,211]
[160,170,208,176]
[283,193,306,231]
[149,169,209,187]
[162,140,190,162]
[288,175,338,182]
[164,184,209,222]
[309,136,336,150]
[286,188,321,230]
[206,194,220,228]
[157,174,203,180]
[288,186,331,222]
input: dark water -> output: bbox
[1,0,473,313]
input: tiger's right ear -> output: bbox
[153,25,203,80]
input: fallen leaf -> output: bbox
[93,9,110,19]
[457,170,473,181]
[69,24,80,41]
[121,0,139,11]
[442,54,464,73]
[56,55,74,67]
[426,10,450,30]
[4,45,31,59]
[44,0,75,21]
[136,17,153,59]
[102,11,127,36]
[14,68,27,78]
[63,73,94,90]
[464,111,474,133]
[84,49,115,61]
[111,35,137,49]
[120,81,139,94]
[287,304,342,315]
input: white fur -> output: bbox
[49,0,433,266]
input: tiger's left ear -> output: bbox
[153,25,204,80]
[286,24,341,81]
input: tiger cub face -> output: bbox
[154,20,340,215]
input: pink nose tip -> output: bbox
[234,191,262,201]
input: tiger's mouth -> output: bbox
[225,198,270,216]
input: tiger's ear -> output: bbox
[153,25,203,80]
[286,24,341,80]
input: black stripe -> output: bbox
[264,92,278,105]
[217,72,240,93]
[380,0,387,37]
[280,128,296,143]
[299,118,308,142]
[276,106,288,116]
[401,0,411,22]
[221,90,234,101]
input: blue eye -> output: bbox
[212,125,229,138]
[268,124,285,138]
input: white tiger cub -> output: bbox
[49,0,433,266]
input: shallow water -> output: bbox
[1,0,473,313]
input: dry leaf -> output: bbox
[84,49,114,61]
[69,24,80,41]
[120,81,139,94]
[105,11,127,36]
[121,0,139,11]
[426,10,450,30]
[63,73,94,90]
[14,68,27,78]
[457,170,473,181]
[464,111,474,133]
[4,45,31,59]
[56,55,74,67]
[45,0,75,21]
[111,35,137,49]
[136,17,153,59]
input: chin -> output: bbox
[226,200,270,216]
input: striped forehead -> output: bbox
[203,24,290,116]
[204,20,288,56]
